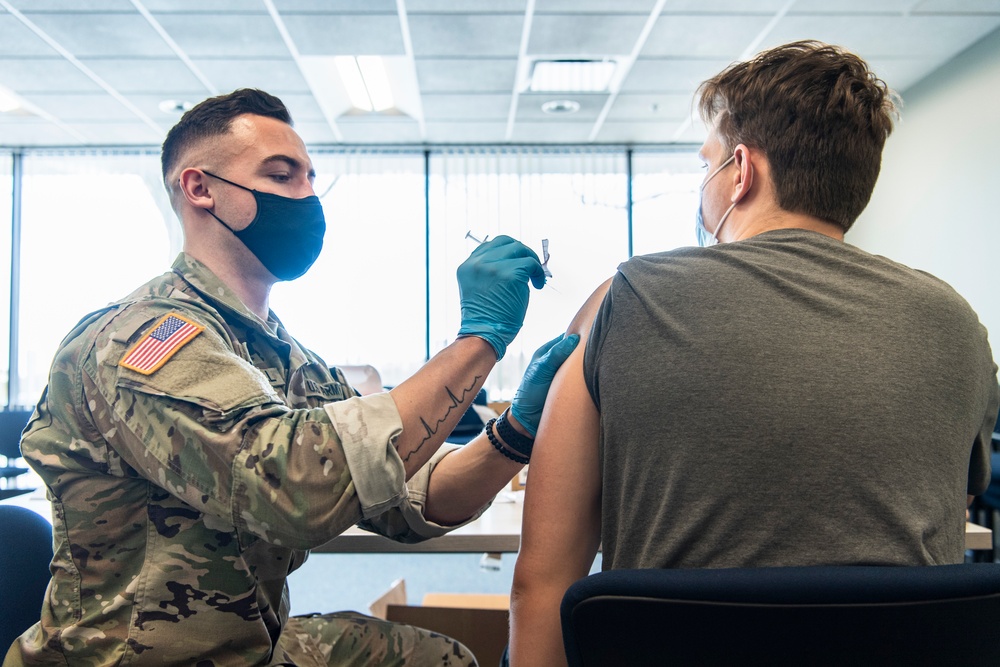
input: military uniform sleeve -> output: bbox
[83,301,368,551]
[324,396,487,543]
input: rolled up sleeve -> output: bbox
[325,393,487,542]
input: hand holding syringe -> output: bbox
[466,231,558,291]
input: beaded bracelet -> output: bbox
[495,408,534,458]
[485,417,530,465]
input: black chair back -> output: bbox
[0,408,33,460]
[561,565,1000,667]
[0,505,53,650]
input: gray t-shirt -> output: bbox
[584,229,998,570]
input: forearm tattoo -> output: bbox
[402,375,482,463]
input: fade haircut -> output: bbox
[160,88,292,189]
[697,40,898,232]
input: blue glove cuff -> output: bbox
[456,329,506,360]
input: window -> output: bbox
[269,151,426,388]
[6,146,706,405]
[429,149,629,399]
[0,153,11,405]
[16,151,177,407]
[630,150,705,256]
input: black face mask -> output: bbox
[202,170,326,281]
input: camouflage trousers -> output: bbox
[279,611,478,667]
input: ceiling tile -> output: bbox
[281,13,405,55]
[0,120,83,147]
[125,93,326,127]
[762,14,1000,59]
[21,92,143,122]
[672,120,709,144]
[536,0,658,12]
[153,13,290,58]
[81,58,210,94]
[292,120,340,144]
[422,93,511,121]
[277,93,327,122]
[661,0,793,11]
[416,58,517,92]
[596,119,686,143]
[425,120,508,143]
[274,0,398,11]
[68,121,163,145]
[193,58,312,94]
[516,93,607,121]
[0,58,103,93]
[407,0,526,11]
[527,14,649,55]
[120,94,195,124]
[791,0,923,12]
[864,57,943,92]
[409,14,524,57]
[336,119,423,143]
[24,13,175,58]
[913,0,1000,11]
[606,93,691,121]
[0,15,61,57]
[509,121,593,142]
[11,0,133,9]
[140,1,268,12]
[620,58,733,93]
[642,15,773,58]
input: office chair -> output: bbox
[0,505,53,650]
[969,400,1000,562]
[561,564,1000,667]
[0,408,34,501]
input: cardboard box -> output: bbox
[386,593,511,666]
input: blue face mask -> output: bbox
[695,155,736,247]
[202,170,326,281]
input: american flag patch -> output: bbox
[119,313,204,375]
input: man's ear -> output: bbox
[731,144,755,204]
[177,168,214,211]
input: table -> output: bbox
[6,487,992,554]
[315,499,995,554]
[316,499,525,553]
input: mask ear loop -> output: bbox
[712,154,754,243]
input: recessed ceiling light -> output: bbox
[541,99,581,115]
[334,56,395,112]
[158,99,193,114]
[530,60,616,93]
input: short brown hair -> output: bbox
[697,40,897,231]
[160,88,292,188]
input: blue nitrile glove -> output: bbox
[456,235,546,360]
[510,333,581,437]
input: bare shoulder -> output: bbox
[566,278,613,338]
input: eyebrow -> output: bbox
[262,154,317,179]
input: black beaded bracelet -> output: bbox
[495,408,534,457]
[485,417,530,465]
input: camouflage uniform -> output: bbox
[6,254,480,667]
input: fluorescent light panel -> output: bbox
[530,60,616,93]
[334,56,395,112]
[0,85,23,113]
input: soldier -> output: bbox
[6,88,577,666]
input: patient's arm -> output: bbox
[509,279,612,667]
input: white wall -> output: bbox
[850,26,1000,361]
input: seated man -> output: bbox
[508,40,999,667]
